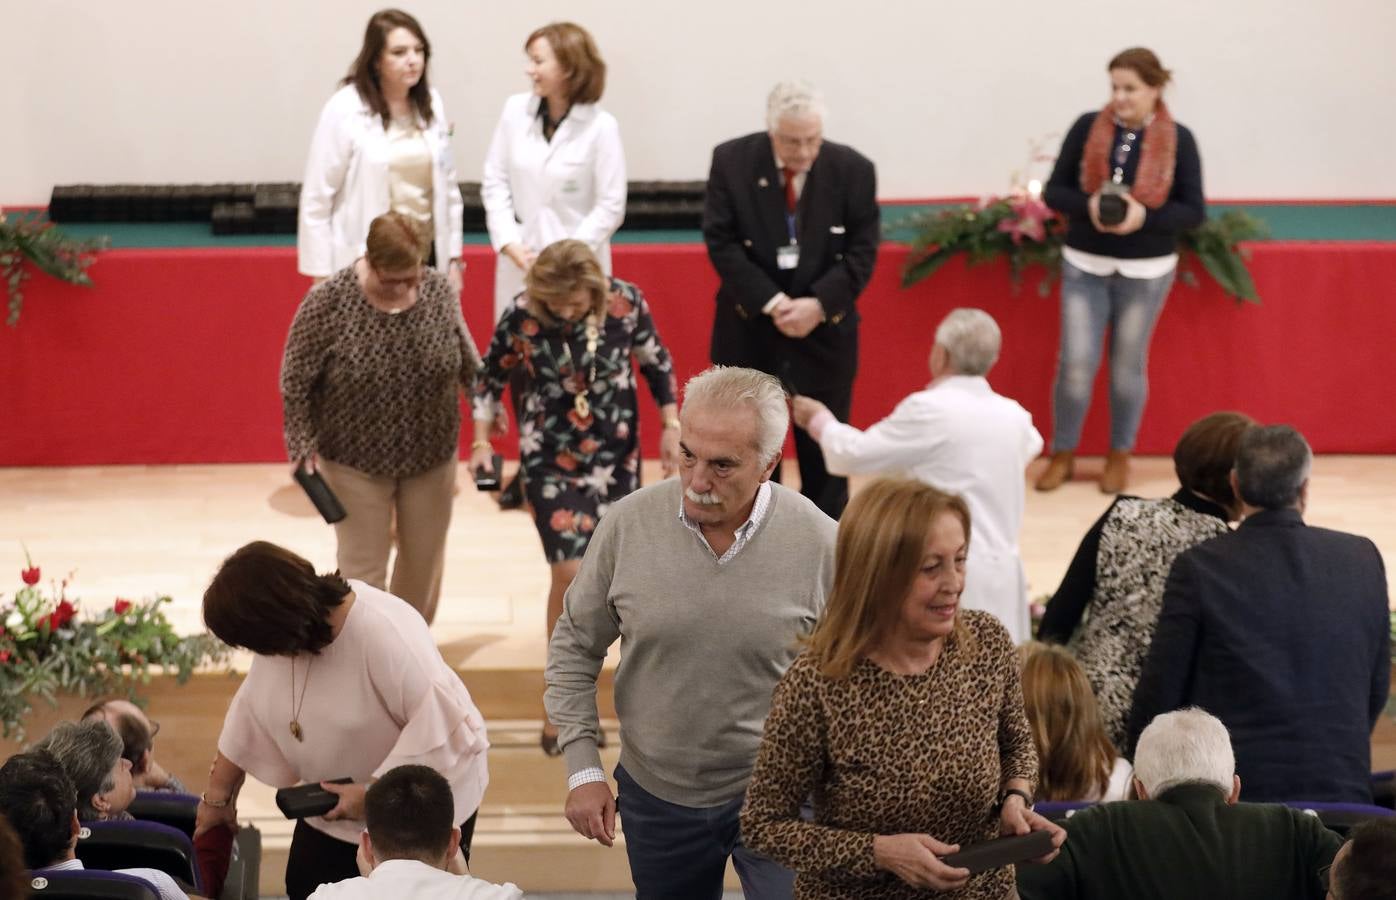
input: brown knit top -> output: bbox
[279,265,482,477]
[741,611,1038,899]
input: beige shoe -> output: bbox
[1035,451,1075,492]
[1101,450,1131,494]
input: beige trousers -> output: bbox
[319,457,456,623]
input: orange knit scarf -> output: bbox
[1079,101,1177,209]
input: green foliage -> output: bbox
[0,563,230,739]
[0,211,108,327]
[899,198,1268,305]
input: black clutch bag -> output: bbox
[940,829,1056,874]
[293,464,347,524]
[274,778,352,820]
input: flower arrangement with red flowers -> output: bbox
[0,552,230,739]
[1,209,108,327]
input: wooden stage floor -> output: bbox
[2,454,1394,672]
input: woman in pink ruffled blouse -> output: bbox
[193,541,489,900]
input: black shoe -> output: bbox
[497,474,524,510]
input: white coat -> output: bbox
[816,375,1044,644]
[298,84,464,277]
[481,93,626,319]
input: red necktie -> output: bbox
[782,168,798,213]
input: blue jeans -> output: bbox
[616,764,794,900]
[1051,260,1174,452]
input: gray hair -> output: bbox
[34,720,122,821]
[766,80,827,130]
[1133,708,1235,798]
[934,308,1001,376]
[1234,424,1311,510]
[682,366,789,464]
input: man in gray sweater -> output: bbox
[545,366,837,900]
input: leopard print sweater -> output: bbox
[280,265,482,477]
[1070,497,1229,748]
[741,611,1037,899]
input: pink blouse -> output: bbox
[218,581,489,844]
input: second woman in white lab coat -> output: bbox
[482,22,626,323]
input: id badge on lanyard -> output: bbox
[776,212,799,271]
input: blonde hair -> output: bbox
[524,239,609,325]
[806,478,972,680]
[1020,642,1116,801]
[365,212,425,272]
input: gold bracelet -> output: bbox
[471,440,492,451]
[200,792,230,808]
[662,416,681,430]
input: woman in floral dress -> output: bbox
[471,238,678,753]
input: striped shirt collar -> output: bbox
[678,480,773,565]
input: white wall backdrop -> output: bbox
[7,0,1395,205]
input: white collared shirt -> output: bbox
[308,859,522,899]
[45,859,187,900]
[678,480,773,564]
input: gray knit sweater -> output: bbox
[545,477,836,807]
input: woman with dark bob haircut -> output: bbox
[196,541,490,900]
[1037,410,1256,747]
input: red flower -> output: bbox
[114,598,133,615]
[549,509,577,532]
[578,437,601,455]
[44,600,77,632]
[555,451,579,472]
[607,291,633,318]
[499,353,519,370]
[0,650,10,664]
[21,567,40,585]
[566,409,594,431]
[520,318,540,336]
[577,514,596,533]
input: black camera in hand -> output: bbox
[473,453,504,491]
[1097,183,1129,227]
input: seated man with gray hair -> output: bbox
[1127,424,1390,802]
[1017,708,1343,899]
[792,308,1042,642]
[547,365,837,899]
[82,698,186,793]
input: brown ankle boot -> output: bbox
[1101,450,1131,494]
[1035,451,1075,492]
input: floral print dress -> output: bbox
[474,278,677,562]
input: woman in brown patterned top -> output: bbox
[280,212,482,624]
[741,478,1064,899]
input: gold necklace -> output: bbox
[289,656,312,742]
[559,314,600,418]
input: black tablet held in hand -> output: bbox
[293,465,347,524]
[940,829,1056,874]
[473,453,504,491]
[274,778,352,820]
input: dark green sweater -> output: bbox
[1017,783,1342,900]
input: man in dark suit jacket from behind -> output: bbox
[1018,708,1343,900]
[702,80,880,519]
[1126,424,1391,803]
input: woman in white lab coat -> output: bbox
[482,21,626,322]
[481,21,626,509]
[298,9,464,294]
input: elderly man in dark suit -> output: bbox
[1126,424,1391,803]
[1018,708,1344,900]
[703,80,879,519]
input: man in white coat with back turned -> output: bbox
[792,307,1042,642]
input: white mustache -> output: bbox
[685,488,719,506]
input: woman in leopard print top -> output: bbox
[1037,411,1253,748]
[741,478,1063,899]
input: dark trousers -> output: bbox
[284,812,478,900]
[616,765,794,900]
[772,381,852,520]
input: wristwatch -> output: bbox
[997,787,1034,813]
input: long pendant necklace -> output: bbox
[289,656,312,742]
[559,314,600,418]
